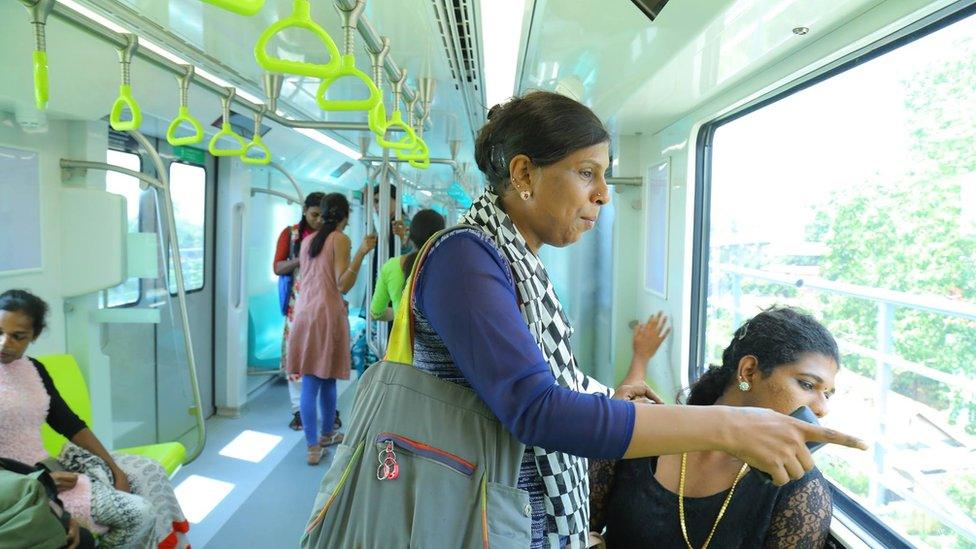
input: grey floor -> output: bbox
[172,374,358,548]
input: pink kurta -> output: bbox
[286,230,351,380]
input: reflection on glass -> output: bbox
[168,162,207,293]
[105,149,143,307]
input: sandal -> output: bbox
[307,444,323,465]
[318,431,344,447]
[333,410,342,430]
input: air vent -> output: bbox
[631,0,670,21]
[211,111,271,140]
[330,162,354,179]
[108,129,139,151]
[429,0,484,137]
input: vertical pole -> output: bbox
[376,151,391,353]
[363,171,375,358]
[870,301,894,506]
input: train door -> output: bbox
[100,132,214,451]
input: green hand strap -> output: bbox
[168,107,205,146]
[315,1,380,112]
[377,110,418,150]
[23,0,55,111]
[242,108,271,165]
[33,51,48,111]
[366,37,391,139]
[208,88,247,157]
[200,0,264,16]
[109,35,142,132]
[254,0,341,78]
[316,54,381,112]
[368,100,387,136]
[166,67,204,146]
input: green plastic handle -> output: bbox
[315,54,381,112]
[376,110,417,151]
[110,84,142,131]
[166,106,205,146]
[242,135,272,165]
[254,0,341,78]
[368,100,387,136]
[208,122,247,157]
[200,0,264,16]
[33,50,49,111]
[397,136,429,163]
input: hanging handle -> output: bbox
[21,0,55,111]
[208,88,247,157]
[254,0,341,78]
[110,34,142,131]
[166,65,205,146]
[367,36,391,136]
[199,0,264,16]
[242,108,272,165]
[315,1,380,112]
[376,69,417,150]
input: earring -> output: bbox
[738,379,751,392]
[520,189,531,201]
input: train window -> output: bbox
[104,149,143,307]
[167,162,207,294]
[694,8,976,547]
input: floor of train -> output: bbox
[171,372,359,548]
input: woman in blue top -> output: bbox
[409,91,865,548]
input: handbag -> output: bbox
[301,226,532,548]
[278,225,301,316]
[0,458,72,549]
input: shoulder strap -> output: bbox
[385,225,479,364]
[288,224,301,259]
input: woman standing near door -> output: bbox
[286,193,376,465]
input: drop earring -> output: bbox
[738,379,751,392]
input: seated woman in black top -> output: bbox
[590,307,840,548]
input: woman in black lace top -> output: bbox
[590,307,841,548]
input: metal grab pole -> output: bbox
[394,162,402,257]
[129,130,206,463]
[363,174,377,358]
[376,148,391,353]
[268,161,304,204]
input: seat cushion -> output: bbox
[116,442,186,477]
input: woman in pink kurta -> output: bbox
[286,193,376,465]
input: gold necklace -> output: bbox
[678,453,750,549]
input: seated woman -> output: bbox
[589,307,839,548]
[0,289,188,548]
[369,208,446,322]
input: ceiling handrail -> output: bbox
[315,0,381,112]
[109,34,142,131]
[208,87,247,157]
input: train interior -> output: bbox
[1,0,975,546]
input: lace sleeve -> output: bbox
[763,473,832,549]
[589,459,618,533]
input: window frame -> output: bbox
[689,2,976,545]
[166,159,208,296]
[104,147,144,309]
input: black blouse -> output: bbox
[590,457,832,548]
[29,357,87,440]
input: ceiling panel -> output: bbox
[518,0,886,135]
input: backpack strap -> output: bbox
[385,225,479,364]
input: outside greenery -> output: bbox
[704,15,976,548]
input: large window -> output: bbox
[167,162,207,293]
[105,150,143,307]
[695,8,976,547]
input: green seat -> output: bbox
[35,354,186,477]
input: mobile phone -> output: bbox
[754,406,824,484]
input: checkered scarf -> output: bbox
[459,190,612,547]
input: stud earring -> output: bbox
[520,190,531,201]
[738,379,751,392]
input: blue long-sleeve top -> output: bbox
[414,231,635,459]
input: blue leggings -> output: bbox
[300,375,337,447]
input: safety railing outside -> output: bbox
[709,262,976,545]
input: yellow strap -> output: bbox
[384,226,473,364]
